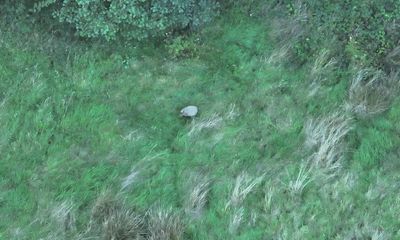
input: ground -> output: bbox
[1,7,400,240]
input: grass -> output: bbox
[1,4,400,240]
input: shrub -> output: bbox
[31,0,219,41]
[277,0,400,66]
[166,36,200,59]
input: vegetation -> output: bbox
[280,0,400,67]
[29,0,219,41]
[1,1,400,239]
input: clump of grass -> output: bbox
[308,49,338,95]
[51,201,77,235]
[321,172,357,201]
[268,1,308,44]
[285,164,313,197]
[354,126,395,169]
[91,193,121,225]
[33,201,78,240]
[225,103,239,120]
[228,207,244,235]
[265,0,309,66]
[102,208,145,240]
[184,173,211,218]
[348,69,399,118]
[223,172,264,235]
[188,113,223,136]
[147,208,185,240]
[225,172,264,235]
[304,113,352,173]
[89,193,146,240]
[263,184,275,213]
[340,223,389,240]
[120,149,168,192]
[371,230,389,240]
[385,46,400,70]
[310,49,337,81]
[120,168,141,191]
[187,104,239,137]
[225,172,264,210]
[42,193,187,240]
[264,44,291,66]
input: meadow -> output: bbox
[1,2,400,240]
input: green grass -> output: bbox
[1,7,400,240]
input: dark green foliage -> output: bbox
[31,0,219,41]
[166,36,201,59]
[281,0,400,66]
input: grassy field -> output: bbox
[1,6,400,240]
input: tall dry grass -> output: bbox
[347,69,399,118]
[304,113,352,173]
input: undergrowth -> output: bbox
[1,2,400,240]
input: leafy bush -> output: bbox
[166,36,201,59]
[279,0,400,66]
[31,0,219,41]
